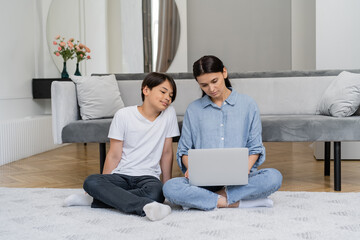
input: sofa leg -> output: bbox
[334,142,341,191]
[324,142,330,176]
[99,143,106,174]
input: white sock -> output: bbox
[143,202,171,221]
[63,193,93,207]
[239,198,273,208]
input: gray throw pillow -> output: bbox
[71,75,125,120]
[317,71,360,117]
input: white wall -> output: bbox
[47,0,185,74]
[0,0,36,121]
[35,0,60,79]
[0,0,57,122]
[291,0,316,70]
[2,0,360,163]
[47,0,110,75]
[83,0,109,74]
[108,0,123,73]
[0,0,60,165]
[187,0,291,72]
[46,0,81,76]
[118,0,144,73]
[314,0,360,160]
[316,0,360,70]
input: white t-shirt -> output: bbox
[109,105,180,179]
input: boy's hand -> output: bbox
[185,170,189,179]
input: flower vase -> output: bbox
[61,62,69,78]
[74,62,81,76]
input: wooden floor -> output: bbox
[1,142,360,192]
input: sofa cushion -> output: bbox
[261,114,360,141]
[317,71,360,117]
[62,114,360,143]
[62,119,113,143]
[62,118,183,143]
[71,75,125,120]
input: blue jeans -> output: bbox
[163,168,282,210]
[83,174,164,216]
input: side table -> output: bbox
[32,78,71,99]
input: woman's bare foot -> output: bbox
[215,189,240,208]
[215,187,227,198]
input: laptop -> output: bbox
[188,148,249,186]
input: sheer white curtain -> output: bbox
[142,0,153,73]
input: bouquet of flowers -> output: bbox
[52,35,91,77]
[52,35,75,61]
[74,42,91,63]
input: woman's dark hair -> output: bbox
[193,55,232,96]
[141,72,177,102]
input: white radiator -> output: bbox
[0,115,61,166]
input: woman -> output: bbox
[163,55,282,210]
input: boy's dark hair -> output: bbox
[141,72,177,102]
[193,55,232,97]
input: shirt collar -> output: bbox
[200,87,237,108]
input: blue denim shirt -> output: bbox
[177,88,265,173]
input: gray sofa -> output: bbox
[51,70,360,191]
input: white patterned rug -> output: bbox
[1,188,360,240]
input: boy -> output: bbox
[65,72,179,221]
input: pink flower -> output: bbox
[55,52,60,56]
[75,46,80,51]
[79,43,84,49]
[58,46,62,51]
[68,41,74,49]
[85,47,91,53]
[87,55,91,59]
[80,54,83,58]
[55,35,60,40]
[69,38,74,42]
[60,42,66,47]
[53,41,57,45]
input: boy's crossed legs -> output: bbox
[64,173,170,221]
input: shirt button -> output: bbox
[221,137,224,140]
[220,124,224,127]
[224,102,227,105]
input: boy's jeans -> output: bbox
[83,173,164,216]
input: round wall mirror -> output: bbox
[143,0,180,72]
[46,0,180,75]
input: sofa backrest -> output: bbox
[231,76,334,115]
[109,69,360,116]
[118,76,335,115]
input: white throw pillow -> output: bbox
[71,75,125,120]
[317,71,360,117]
